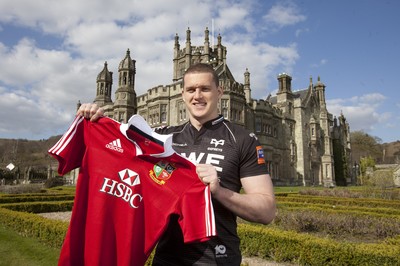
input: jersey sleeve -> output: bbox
[178,185,216,243]
[48,116,86,175]
[239,131,268,178]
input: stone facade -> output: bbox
[89,27,352,187]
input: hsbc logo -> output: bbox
[99,169,143,209]
[119,169,140,186]
[210,139,225,147]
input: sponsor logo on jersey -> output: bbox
[172,142,188,147]
[182,152,224,173]
[210,139,225,147]
[99,168,143,209]
[119,169,141,186]
[106,138,124,153]
[256,146,265,164]
[215,244,228,258]
[149,160,176,185]
[249,132,258,140]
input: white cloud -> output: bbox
[0,89,73,138]
[263,1,306,28]
[0,0,306,139]
[311,59,327,68]
[295,28,309,37]
[327,93,390,133]
[227,42,299,98]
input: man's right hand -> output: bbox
[76,103,104,122]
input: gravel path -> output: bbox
[38,211,72,222]
[38,212,297,266]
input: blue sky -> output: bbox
[0,0,399,143]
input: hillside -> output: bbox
[0,136,62,171]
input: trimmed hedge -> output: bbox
[238,224,400,266]
[0,194,75,204]
[278,201,400,217]
[0,205,156,265]
[276,194,400,209]
[1,201,73,213]
[0,207,68,248]
[0,188,398,265]
[274,208,400,240]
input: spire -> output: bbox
[205,27,209,43]
[217,33,222,64]
[119,49,136,71]
[244,68,251,104]
[174,33,179,48]
[315,76,326,108]
[204,27,210,56]
[97,61,113,83]
[186,27,191,43]
[185,27,191,69]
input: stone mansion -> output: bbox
[87,27,352,187]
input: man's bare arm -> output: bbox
[197,164,276,224]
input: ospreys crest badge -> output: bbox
[149,160,176,185]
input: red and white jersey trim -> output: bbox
[49,116,84,155]
[204,186,216,237]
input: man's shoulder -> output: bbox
[221,120,253,135]
[220,120,260,144]
[154,123,187,134]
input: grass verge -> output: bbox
[0,224,60,266]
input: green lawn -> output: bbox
[0,225,60,266]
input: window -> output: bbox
[255,117,261,133]
[222,108,228,119]
[119,112,125,122]
[161,104,167,123]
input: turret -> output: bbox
[173,33,180,81]
[217,34,222,65]
[315,76,326,108]
[114,49,137,122]
[185,27,192,70]
[277,73,292,94]
[276,73,293,106]
[94,61,113,106]
[244,68,251,104]
[204,27,210,58]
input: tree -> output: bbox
[358,156,376,185]
[350,131,382,164]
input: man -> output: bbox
[78,63,276,265]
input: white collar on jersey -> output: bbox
[120,115,175,157]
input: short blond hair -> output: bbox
[183,63,219,87]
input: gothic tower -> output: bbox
[172,27,228,82]
[114,49,137,122]
[94,62,113,106]
[244,68,251,104]
[315,76,335,187]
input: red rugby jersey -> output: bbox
[48,115,216,266]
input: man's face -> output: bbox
[182,72,222,125]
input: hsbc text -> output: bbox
[99,177,143,208]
